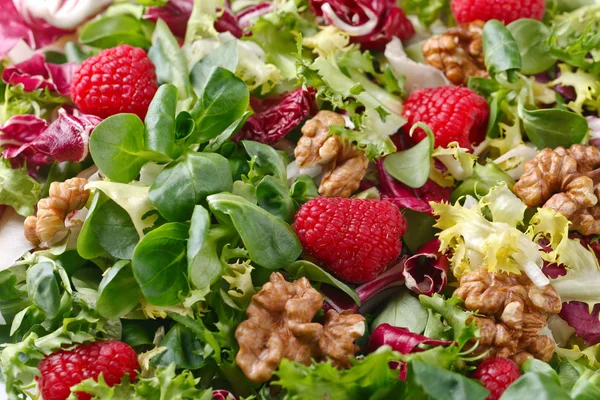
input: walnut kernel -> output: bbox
[235,273,365,382]
[24,178,89,246]
[295,111,368,198]
[423,20,487,85]
[514,145,600,235]
[455,269,561,366]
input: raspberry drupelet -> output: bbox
[71,45,158,120]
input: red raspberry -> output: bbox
[472,357,521,400]
[451,0,545,24]
[294,197,407,284]
[71,45,158,120]
[37,341,140,400]
[402,86,489,150]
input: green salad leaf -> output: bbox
[149,151,233,222]
[207,193,302,270]
[149,19,194,108]
[482,20,522,80]
[97,261,141,319]
[189,67,250,144]
[383,122,434,189]
[507,19,555,75]
[132,223,190,306]
[0,158,41,217]
[89,114,161,183]
[79,14,152,49]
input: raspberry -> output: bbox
[294,197,407,283]
[71,45,158,120]
[472,357,521,400]
[37,341,139,400]
[402,86,489,150]
[451,0,545,25]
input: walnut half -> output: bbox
[513,145,600,235]
[24,178,90,246]
[423,20,487,86]
[235,273,365,382]
[455,269,561,366]
[295,111,368,198]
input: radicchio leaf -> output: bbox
[323,257,406,313]
[403,239,448,296]
[309,0,415,51]
[237,2,275,29]
[2,54,76,96]
[377,159,451,215]
[367,323,453,354]
[0,0,72,59]
[559,302,600,345]
[144,0,242,38]
[235,87,317,145]
[213,390,236,400]
[1,109,101,167]
[366,323,453,380]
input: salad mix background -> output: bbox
[1,0,600,399]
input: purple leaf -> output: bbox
[235,87,317,145]
[0,114,48,149]
[323,257,406,313]
[367,323,453,354]
[237,2,275,29]
[144,0,193,38]
[559,302,600,345]
[0,0,72,58]
[403,239,448,296]
[1,109,101,167]
[213,390,236,400]
[377,159,451,215]
[2,54,76,96]
[144,0,242,38]
[309,0,414,51]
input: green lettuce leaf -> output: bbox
[274,347,404,400]
[551,63,600,114]
[0,158,41,217]
[70,364,212,400]
[298,41,404,159]
[433,184,548,285]
[548,5,600,73]
[528,207,600,308]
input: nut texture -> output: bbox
[423,20,487,86]
[455,269,561,365]
[24,177,89,246]
[295,110,368,198]
[235,273,365,383]
[514,145,600,235]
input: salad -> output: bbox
[1,0,600,398]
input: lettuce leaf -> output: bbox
[0,158,40,217]
[1,301,104,399]
[548,5,600,73]
[551,63,600,115]
[299,43,405,159]
[274,347,404,399]
[70,363,212,400]
[431,142,476,184]
[528,207,600,308]
[401,0,451,27]
[433,184,548,286]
